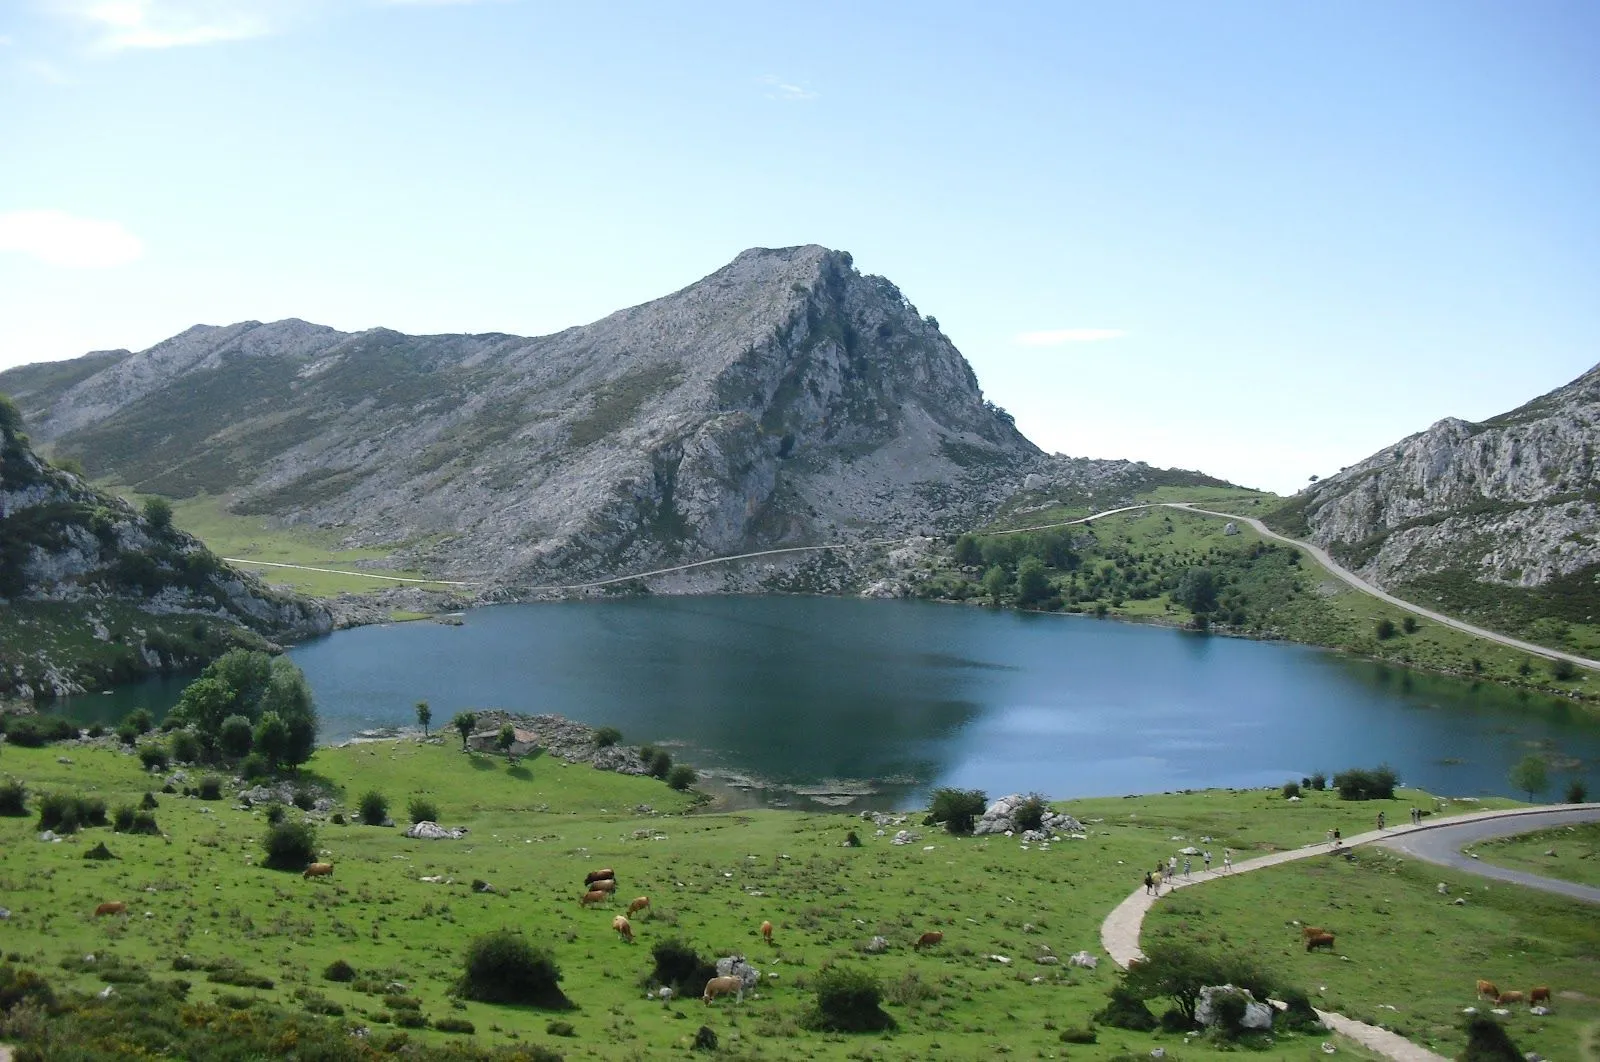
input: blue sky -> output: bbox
[2,1,1596,494]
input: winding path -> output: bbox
[1098,803,1600,1062]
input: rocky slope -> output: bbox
[2,246,1216,592]
[0,400,331,698]
[1266,363,1600,648]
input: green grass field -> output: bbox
[0,740,1574,1060]
[1471,822,1600,890]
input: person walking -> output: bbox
[1144,871,1155,896]
[1332,827,1341,849]
[1202,849,1212,873]
[1222,848,1233,873]
[1377,811,1386,831]
[1168,855,1177,878]
[1183,857,1192,878]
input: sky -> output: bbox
[2,1,1597,495]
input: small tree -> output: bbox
[803,965,895,1032]
[1401,615,1419,634]
[1565,778,1588,803]
[459,931,570,1008]
[497,724,518,762]
[1120,943,1272,1028]
[927,788,987,835]
[141,496,173,531]
[1375,618,1397,641]
[1509,755,1547,801]
[126,708,154,734]
[1015,557,1051,606]
[1014,793,1049,831]
[261,820,318,871]
[981,565,1010,604]
[408,796,439,824]
[648,748,672,779]
[218,714,254,759]
[358,790,389,826]
[1551,658,1577,681]
[593,726,622,748]
[666,764,697,791]
[452,712,476,751]
[415,701,432,736]
[253,711,289,772]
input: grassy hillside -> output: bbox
[1470,821,1600,889]
[0,739,1526,1060]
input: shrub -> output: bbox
[1552,658,1577,681]
[1095,983,1158,1031]
[1375,618,1396,640]
[87,724,105,738]
[1276,987,1325,1032]
[140,791,159,810]
[844,830,861,847]
[391,1010,427,1028]
[261,821,318,871]
[1014,792,1049,831]
[1308,771,1327,791]
[126,708,154,734]
[219,715,254,758]
[37,792,108,834]
[331,812,346,825]
[264,804,286,826]
[239,753,270,781]
[648,938,716,995]
[0,964,56,1012]
[138,744,170,771]
[208,967,274,990]
[1058,1026,1097,1043]
[648,749,672,779]
[1401,616,1419,634]
[1282,780,1301,799]
[323,959,356,982]
[292,788,316,811]
[1,715,77,747]
[1332,764,1397,801]
[116,723,139,746]
[300,994,344,1017]
[927,787,988,834]
[359,790,389,825]
[1462,1015,1524,1062]
[433,1017,475,1034]
[113,805,137,832]
[407,797,438,824]
[197,776,223,800]
[458,930,570,1008]
[83,841,116,861]
[1121,943,1273,1028]
[803,965,895,1032]
[666,764,697,791]
[167,730,201,763]
[593,726,622,748]
[1567,779,1589,803]
[545,1019,576,1036]
[0,779,26,816]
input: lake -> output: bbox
[56,597,1600,810]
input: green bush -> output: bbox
[926,787,988,834]
[1308,771,1327,791]
[322,958,356,982]
[197,776,223,800]
[1567,778,1589,803]
[116,724,139,747]
[1014,792,1048,831]
[1282,780,1301,799]
[593,726,622,748]
[407,797,438,824]
[803,965,895,1032]
[0,963,57,1012]
[292,788,316,811]
[649,938,716,995]
[113,805,136,832]
[391,1010,427,1028]
[1275,987,1325,1032]
[1333,764,1398,800]
[167,730,201,763]
[458,930,570,1008]
[37,792,108,834]
[432,1016,475,1034]
[261,821,318,871]
[1094,983,1158,1031]
[666,764,697,791]
[264,804,286,826]
[83,842,116,861]
[544,1019,575,1036]
[140,791,159,810]
[138,744,169,771]
[359,790,389,825]
[648,749,672,779]
[218,714,254,758]
[126,812,159,837]
[1552,658,1577,681]
[125,708,154,735]
[239,753,271,781]
[1462,1015,1524,1062]
[1058,1026,1097,1043]
[1375,618,1396,640]
[3,715,78,747]
[0,779,26,816]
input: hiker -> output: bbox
[1202,849,1212,873]
[1332,827,1341,848]
[1222,849,1233,873]
[1377,811,1385,831]
[1183,857,1191,878]
[1143,871,1155,895]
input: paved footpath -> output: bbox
[1099,803,1600,1062]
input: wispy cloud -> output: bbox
[18,57,72,83]
[43,0,279,51]
[1013,328,1128,346]
[0,210,144,268]
[761,74,818,102]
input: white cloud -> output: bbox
[43,0,278,51]
[0,210,144,268]
[19,57,72,82]
[761,75,818,102]
[1013,328,1128,346]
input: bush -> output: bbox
[1275,987,1325,1032]
[140,791,159,810]
[3,715,78,747]
[126,708,154,734]
[1121,943,1273,1029]
[458,930,570,1008]
[648,749,672,779]
[138,744,170,771]
[1308,771,1327,791]
[83,841,116,861]
[116,723,140,746]
[323,959,356,983]
[1375,618,1396,640]
[359,790,389,825]
[1014,792,1049,831]
[844,830,861,847]
[391,1010,427,1028]
[1282,780,1301,799]
[927,787,988,835]
[331,812,345,825]
[197,776,223,800]
[239,753,270,781]
[208,966,274,990]
[261,821,318,871]
[1332,764,1397,801]
[1095,983,1158,1031]
[0,964,57,1012]
[87,724,106,738]
[544,1020,575,1036]
[407,797,438,824]
[0,779,26,816]
[433,1017,475,1034]
[593,726,622,748]
[1552,658,1578,681]
[648,939,716,996]
[1058,1026,1097,1044]
[1462,1015,1524,1062]
[803,965,895,1032]
[37,792,108,834]
[113,805,136,832]
[1567,779,1589,803]
[666,765,697,791]
[219,715,254,759]
[264,804,286,825]
[292,788,316,811]
[167,730,201,763]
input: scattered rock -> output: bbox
[863,936,889,954]
[404,820,469,840]
[973,794,1083,837]
[715,956,760,989]
[1068,951,1098,969]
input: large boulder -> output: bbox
[403,820,468,840]
[1195,985,1273,1031]
[973,794,1084,836]
[715,956,760,989]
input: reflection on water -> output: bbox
[49,597,1600,809]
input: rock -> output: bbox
[0,908,7,919]
[890,830,920,846]
[1035,955,1059,965]
[1530,1007,1550,1017]
[988,955,1011,964]
[715,956,760,989]
[471,879,494,893]
[38,830,58,842]
[1195,985,1273,1031]
[98,985,115,999]
[972,793,1083,837]
[1068,951,1098,969]
[863,936,889,954]
[404,820,469,840]
[1223,521,1239,535]
[1453,897,1466,905]
[1437,883,1448,894]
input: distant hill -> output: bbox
[2,246,1227,592]
[1266,363,1600,657]
[0,397,330,698]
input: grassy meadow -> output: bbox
[0,740,1531,1060]
[1470,822,1600,890]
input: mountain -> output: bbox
[2,246,1201,592]
[1266,364,1600,654]
[0,399,331,698]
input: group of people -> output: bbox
[1328,807,1424,849]
[1142,847,1233,895]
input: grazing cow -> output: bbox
[914,931,944,950]
[702,975,744,1004]
[1529,986,1550,1005]
[589,878,617,894]
[585,868,615,886]
[93,902,126,917]
[627,896,650,917]
[1300,926,1328,943]
[580,889,609,907]
[1476,980,1499,1000]
[1495,990,1525,1005]
[760,920,773,944]
[303,862,334,880]
[612,915,633,943]
[1305,932,1336,953]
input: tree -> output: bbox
[1120,943,1273,1028]
[926,788,987,835]
[1015,557,1051,606]
[666,764,696,791]
[452,712,477,751]
[253,711,289,771]
[1551,658,1577,681]
[1401,616,1419,634]
[497,724,517,762]
[358,790,389,826]
[1375,618,1397,640]
[415,700,432,736]
[261,821,318,871]
[1509,755,1547,801]
[169,676,238,751]
[1175,567,1218,614]
[952,534,983,567]
[218,714,254,759]
[141,496,173,531]
[459,930,570,1008]
[981,565,1010,603]
[259,658,317,770]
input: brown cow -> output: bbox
[1529,986,1551,1005]
[914,931,944,950]
[760,920,773,944]
[702,975,744,1004]
[93,901,127,917]
[1476,979,1499,1000]
[626,896,650,917]
[589,878,617,894]
[584,868,615,885]
[303,862,334,880]
[580,889,609,907]
[1305,932,1335,953]
[612,915,633,943]
[1495,990,1525,1005]
[1300,925,1328,943]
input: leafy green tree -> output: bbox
[260,657,317,769]
[169,676,237,751]
[497,724,517,761]
[1509,755,1547,801]
[952,534,983,567]
[218,714,254,759]
[1175,567,1218,614]
[209,649,274,716]
[1121,943,1273,1027]
[1015,557,1051,606]
[141,496,173,531]
[452,711,476,750]
[648,748,672,778]
[459,930,570,1008]
[415,700,431,736]
[1375,618,1397,640]
[125,708,153,735]
[927,787,987,835]
[593,726,622,748]
[666,764,696,791]
[253,711,289,771]
[981,565,1010,603]
[803,965,895,1032]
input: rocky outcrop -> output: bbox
[1195,985,1274,1031]
[972,794,1085,837]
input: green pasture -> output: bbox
[0,742,1493,1060]
[1143,844,1600,1061]
[1471,822,1600,890]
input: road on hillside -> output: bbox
[1377,806,1600,904]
